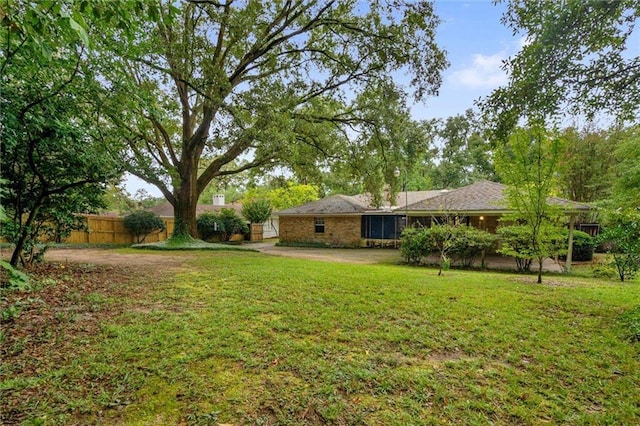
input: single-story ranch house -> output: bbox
[278,180,591,250]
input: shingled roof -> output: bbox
[277,190,445,215]
[277,194,369,215]
[405,180,591,213]
[278,181,591,216]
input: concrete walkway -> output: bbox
[247,242,564,272]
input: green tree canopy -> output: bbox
[0,0,135,266]
[94,0,448,238]
[484,0,640,137]
[243,183,320,211]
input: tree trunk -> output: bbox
[10,197,43,267]
[172,172,200,239]
[537,259,543,284]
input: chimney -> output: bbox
[213,194,225,206]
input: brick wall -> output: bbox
[279,216,362,247]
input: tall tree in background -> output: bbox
[96,1,448,238]
[610,126,640,209]
[557,126,618,203]
[484,0,639,137]
[428,110,496,189]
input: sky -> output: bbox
[417,0,517,120]
[125,0,519,198]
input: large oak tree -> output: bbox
[96,0,447,238]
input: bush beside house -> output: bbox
[196,209,249,242]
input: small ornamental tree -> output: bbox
[124,211,165,243]
[494,126,567,283]
[427,224,457,276]
[241,199,273,224]
[597,209,640,282]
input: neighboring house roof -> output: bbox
[278,180,591,216]
[277,194,369,215]
[406,180,591,214]
[146,202,244,217]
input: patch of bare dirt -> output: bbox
[44,248,189,268]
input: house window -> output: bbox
[314,217,325,233]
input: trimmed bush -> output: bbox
[400,227,431,265]
[570,230,595,261]
[449,226,498,268]
[496,225,534,272]
[218,208,249,241]
[197,212,224,241]
[123,211,165,243]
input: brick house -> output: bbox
[278,180,590,249]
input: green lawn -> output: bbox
[2,250,640,425]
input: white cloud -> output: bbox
[449,52,508,89]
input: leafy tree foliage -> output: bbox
[0,1,146,266]
[95,1,447,238]
[597,209,640,282]
[495,126,567,283]
[557,126,619,203]
[610,126,640,209]
[123,211,166,244]
[428,110,496,189]
[485,0,640,136]
[0,180,29,288]
[241,199,272,224]
[243,183,320,211]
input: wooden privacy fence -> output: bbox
[65,215,175,244]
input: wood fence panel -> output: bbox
[65,215,175,245]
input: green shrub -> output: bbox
[123,211,165,243]
[449,226,497,268]
[241,199,272,224]
[591,256,617,279]
[496,225,534,272]
[619,305,640,342]
[400,227,431,265]
[597,209,640,282]
[570,230,595,261]
[218,209,249,241]
[197,212,224,241]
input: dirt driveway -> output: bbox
[41,243,561,271]
[42,244,402,267]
